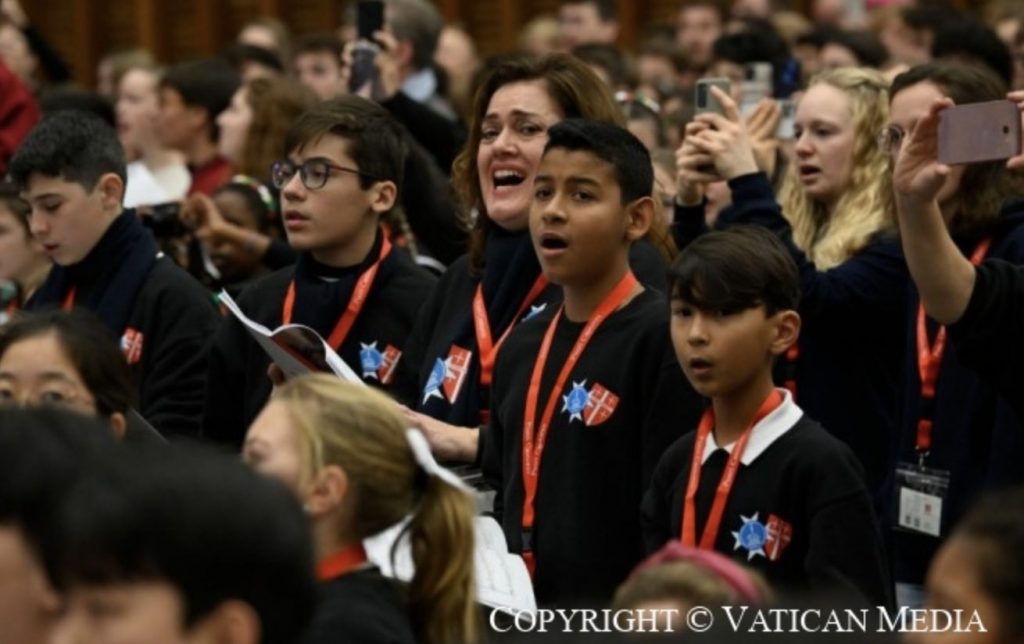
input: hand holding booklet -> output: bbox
[218,290,364,385]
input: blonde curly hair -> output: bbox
[778,67,895,270]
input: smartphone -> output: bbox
[695,78,731,117]
[349,0,384,93]
[938,100,1022,165]
[741,62,773,117]
[776,98,796,140]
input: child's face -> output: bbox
[208,190,262,281]
[278,135,383,263]
[530,148,639,287]
[0,332,99,417]
[155,87,204,151]
[476,80,563,231]
[215,88,252,166]
[22,175,113,267]
[293,52,344,101]
[54,582,196,644]
[0,526,60,644]
[0,206,44,283]
[115,69,160,158]
[669,297,777,398]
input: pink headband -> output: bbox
[631,542,764,605]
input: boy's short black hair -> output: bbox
[561,0,618,22]
[283,95,407,191]
[823,30,889,69]
[572,43,630,88]
[932,19,1013,87]
[221,43,285,74]
[159,59,241,143]
[0,408,114,565]
[543,118,653,204]
[669,226,800,315]
[40,88,116,128]
[8,110,127,192]
[52,442,316,644]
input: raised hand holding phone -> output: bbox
[689,86,760,181]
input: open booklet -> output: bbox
[218,290,363,384]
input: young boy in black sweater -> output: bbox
[641,226,892,607]
[10,111,218,437]
[482,120,702,607]
[203,96,436,447]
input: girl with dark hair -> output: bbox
[887,61,1024,603]
[0,309,160,442]
[0,183,47,324]
[244,375,479,644]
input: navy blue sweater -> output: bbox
[894,202,1024,584]
[674,173,909,515]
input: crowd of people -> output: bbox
[2,0,1024,642]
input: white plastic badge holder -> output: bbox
[895,462,950,538]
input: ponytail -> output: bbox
[406,474,480,644]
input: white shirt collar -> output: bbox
[700,389,804,466]
[402,68,437,103]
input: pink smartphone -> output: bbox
[938,100,1021,165]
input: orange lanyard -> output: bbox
[281,237,392,350]
[783,343,799,399]
[520,271,638,573]
[61,286,76,311]
[914,238,991,453]
[473,275,549,387]
[316,544,368,582]
[681,389,784,550]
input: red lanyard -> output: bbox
[473,275,549,387]
[316,543,368,582]
[914,238,991,453]
[281,236,392,350]
[61,286,76,311]
[520,271,639,573]
[680,389,784,550]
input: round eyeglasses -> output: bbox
[270,159,377,190]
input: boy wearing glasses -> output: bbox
[203,96,436,448]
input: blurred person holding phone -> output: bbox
[888,62,1024,605]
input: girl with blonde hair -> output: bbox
[244,374,479,644]
[675,66,908,516]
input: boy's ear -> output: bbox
[624,196,655,242]
[190,599,261,644]
[96,173,125,210]
[368,180,398,215]
[108,412,127,441]
[303,464,348,518]
[769,310,801,356]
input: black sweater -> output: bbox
[894,204,1024,584]
[482,289,703,607]
[303,568,415,644]
[642,394,892,608]
[203,238,436,448]
[674,173,908,513]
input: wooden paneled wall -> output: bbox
[24,0,970,89]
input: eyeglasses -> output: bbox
[270,159,377,191]
[877,125,906,157]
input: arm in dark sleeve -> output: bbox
[381,91,466,175]
[804,451,893,609]
[201,313,252,449]
[138,285,219,438]
[261,237,298,271]
[390,279,444,407]
[948,259,1024,405]
[720,172,908,320]
[641,449,679,555]
[671,199,711,250]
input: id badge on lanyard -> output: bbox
[894,458,949,538]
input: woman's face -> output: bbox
[476,80,564,231]
[243,400,306,496]
[793,83,857,210]
[888,81,965,210]
[916,535,1005,644]
[216,88,253,165]
[115,69,161,159]
[0,206,44,285]
[0,333,97,417]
